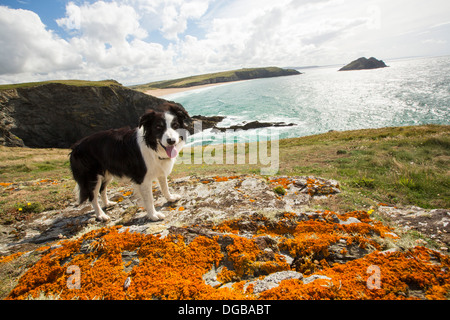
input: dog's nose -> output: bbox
[166,138,176,145]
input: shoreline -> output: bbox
[144,80,243,98]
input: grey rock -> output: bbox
[302,274,332,284]
[339,217,361,225]
[252,271,303,294]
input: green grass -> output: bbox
[278,125,450,210]
[0,125,448,222]
[0,79,122,91]
[173,124,449,211]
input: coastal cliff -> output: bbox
[0,81,171,148]
[131,67,301,91]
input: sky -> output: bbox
[0,0,449,85]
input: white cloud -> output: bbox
[0,6,81,75]
[173,0,373,72]
[124,0,211,41]
[57,1,152,67]
[0,0,449,85]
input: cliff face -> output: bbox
[0,83,172,148]
[339,57,387,71]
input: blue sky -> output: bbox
[1,0,67,34]
[1,0,449,85]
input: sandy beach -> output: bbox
[144,81,242,98]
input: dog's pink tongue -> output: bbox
[165,146,178,158]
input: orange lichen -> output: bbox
[260,247,450,300]
[217,267,238,283]
[269,177,293,190]
[0,182,13,187]
[6,227,250,300]
[225,235,261,278]
[213,176,240,182]
[35,179,59,185]
[0,251,25,264]
[5,208,450,300]
[306,178,338,196]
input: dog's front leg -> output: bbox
[136,181,165,221]
[158,176,181,202]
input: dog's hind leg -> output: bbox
[91,175,111,222]
[100,172,116,207]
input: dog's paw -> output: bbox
[102,200,117,209]
[147,211,166,222]
[105,200,117,207]
[167,194,181,202]
[96,212,111,222]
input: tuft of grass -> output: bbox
[351,177,376,189]
[273,186,287,196]
[14,202,44,214]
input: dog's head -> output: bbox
[139,102,192,159]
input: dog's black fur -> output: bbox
[69,102,190,221]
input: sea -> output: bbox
[162,56,450,145]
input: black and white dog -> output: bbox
[70,102,191,222]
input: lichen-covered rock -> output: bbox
[1,174,449,300]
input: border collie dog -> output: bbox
[70,102,191,222]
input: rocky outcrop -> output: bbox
[339,57,387,71]
[0,82,177,148]
[190,115,296,134]
[215,121,296,132]
[2,175,449,300]
[191,115,225,132]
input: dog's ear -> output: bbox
[139,110,156,129]
[169,103,192,127]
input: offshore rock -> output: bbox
[339,57,388,71]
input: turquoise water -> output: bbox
[164,56,450,143]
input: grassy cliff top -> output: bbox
[0,124,448,215]
[0,79,122,91]
[131,67,300,91]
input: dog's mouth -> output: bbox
[159,141,178,159]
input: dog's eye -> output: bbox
[172,122,180,129]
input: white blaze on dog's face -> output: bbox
[139,103,191,159]
[159,112,182,159]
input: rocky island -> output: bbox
[339,57,388,71]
